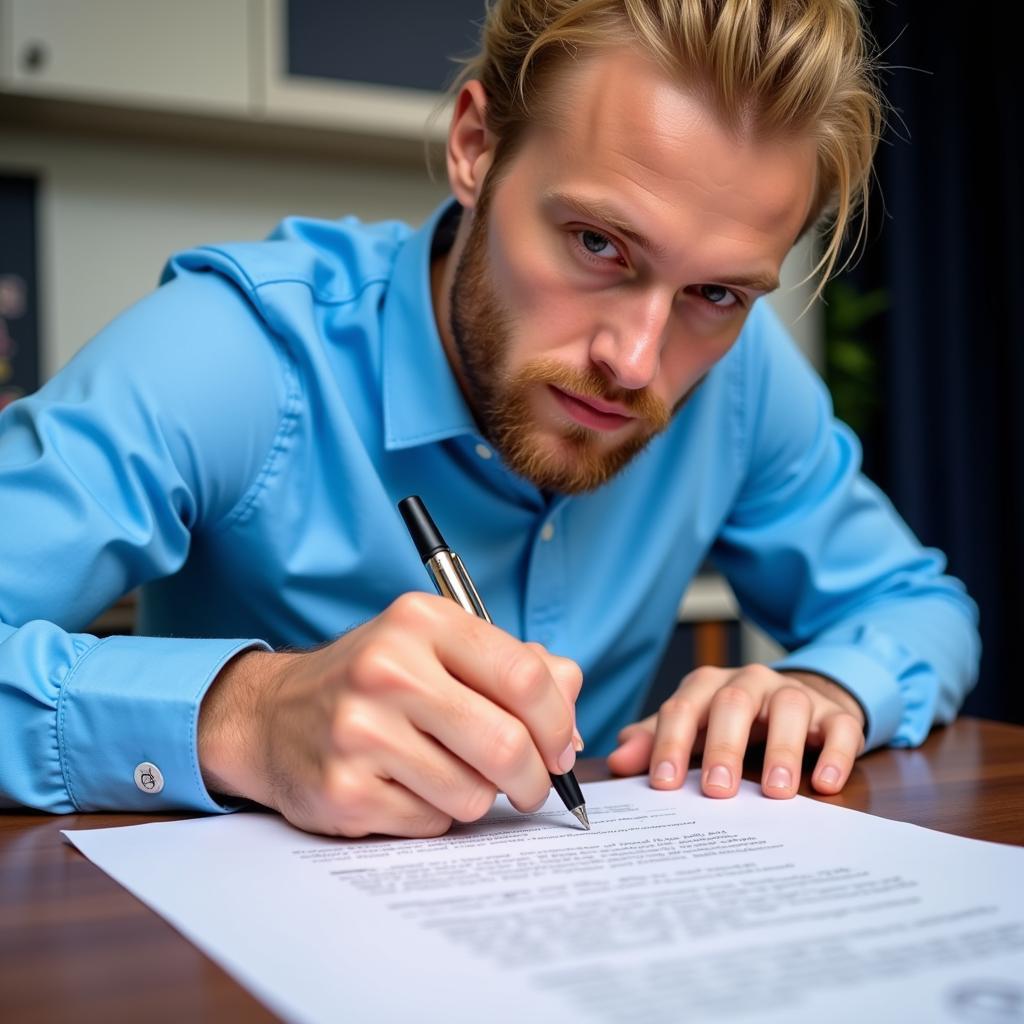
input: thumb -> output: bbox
[606,715,657,776]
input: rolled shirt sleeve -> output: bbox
[712,301,980,751]
[0,271,290,811]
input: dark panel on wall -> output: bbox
[287,0,485,92]
[0,175,40,413]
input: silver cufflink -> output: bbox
[133,761,164,794]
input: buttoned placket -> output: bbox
[457,434,570,647]
[523,498,570,649]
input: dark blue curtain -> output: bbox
[841,4,1023,724]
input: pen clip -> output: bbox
[452,552,493,625]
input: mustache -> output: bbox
[516,358,672,431]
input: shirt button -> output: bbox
[134,762,165,795]
[540,522,555,542]
[474,443,493,460]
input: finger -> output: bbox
[700,674,765,798]
[313,764,454,839]
[616,716,656,746]
[648,696,700,790]
[811,711,865,794]
[526,643,585,750]
[760,686,813,799]
[348,714,499,824]
[433,623,576,775]
[607,725,655,776]
[382,594,576,775]
[607,666,728,778]
[526,643,584,704]
[405,677,554,813]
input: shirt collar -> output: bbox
[381,199,478,451]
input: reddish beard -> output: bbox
[448,190,684,495]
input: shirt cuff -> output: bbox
[772,644,903,751]
[57,635,271,812]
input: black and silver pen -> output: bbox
[398,494,590,830]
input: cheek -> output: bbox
[489,231,593,358]
[658,317,743,400]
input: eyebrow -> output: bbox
[543,189,781,294]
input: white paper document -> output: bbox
[65,774,1024,1023]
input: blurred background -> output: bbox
[0,1,1019,729]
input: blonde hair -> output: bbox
[452,0,885,297]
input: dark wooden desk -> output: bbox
[2,716,1022,1021]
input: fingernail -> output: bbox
[573,728,585,752]
[819,765,841,786]
[766,765,792,789]
[653,760,676,782]
[706,764,732,789]
[557,742,576,774]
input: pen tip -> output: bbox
[572,806,590,830]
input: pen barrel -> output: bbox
[425,550,493,624]
[550,767,585,812]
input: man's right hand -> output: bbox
[197,593,583,838]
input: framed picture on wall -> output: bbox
[0,174,40,412]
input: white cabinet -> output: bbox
[260,0,445,141]
[0,0,253,116]
[0,0,463,143]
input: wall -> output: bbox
[1,130,449,375]
[0,128,820,379]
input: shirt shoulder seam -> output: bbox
[194,244,392,308]
[188,253,393,529]
[250,274,391,307]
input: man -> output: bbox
[0,0,978,837]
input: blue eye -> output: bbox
[578,230,619,260]
[698,285,740,310]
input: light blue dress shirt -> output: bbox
[0,201,979,814]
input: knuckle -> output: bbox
[830,710,866,735]
[488,721,533,775]
[764,741,805,763]
[387,591,438,629]
[331,699,381,753]
[346,643,399,694]
[712,685,754,713]
[323,764,370,819]
[771,686,813,713]
[826,749,855,768]
[409,810,453,839]
[684,665,724,686]
[660,695,696,719]
[740,663,778,686]
[453,783,498,823]
[515,783,551,814]
[704,741,746,763]
[503,650,551,706]
[436,693,473,736]
[554,656,584,696]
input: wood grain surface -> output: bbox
[1,716,1021,1022]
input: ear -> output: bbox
[446,80,496,211]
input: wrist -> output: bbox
[198,648,289,805]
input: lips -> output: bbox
[549,386,636,432]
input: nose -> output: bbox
[589,288,673,390]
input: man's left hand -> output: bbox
[607,666,866,798]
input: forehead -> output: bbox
[514,46,818,270]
